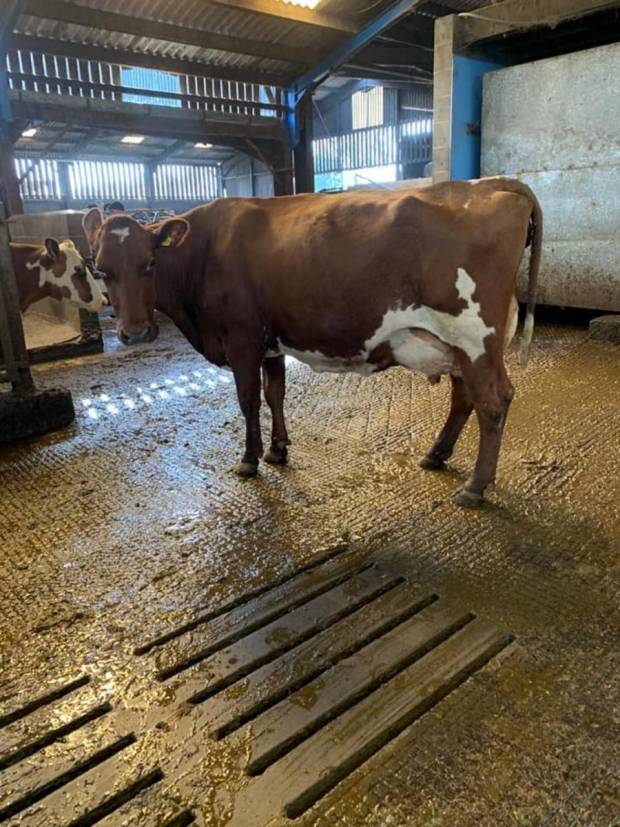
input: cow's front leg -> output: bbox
[228,346,263,477]
[262,355,290,464]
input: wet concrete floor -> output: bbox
[0,313,618,825]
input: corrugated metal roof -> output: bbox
[16,0,343,74]
[14,0,474,85]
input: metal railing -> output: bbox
[314,121,432,175]
[6,49,286,117]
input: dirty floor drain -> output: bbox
[0,549,513,825]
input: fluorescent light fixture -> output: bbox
[277,0,321,7]
[121,135,144,144]
[194,142,213,149]
[21,128,37,138]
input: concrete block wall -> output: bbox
[482,42,620,311]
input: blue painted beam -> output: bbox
[288,0,424,101]
[450,55,504,181]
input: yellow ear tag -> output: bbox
[160,235,173,247]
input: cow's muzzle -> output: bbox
[118,322,159,345]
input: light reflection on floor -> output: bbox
[79,369,233,422]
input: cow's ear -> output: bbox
[83,208,104,247]
[152,218,190,249]
[44,238,61,259]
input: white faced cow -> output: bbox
[11,238,106,314]
[83,176,542,507]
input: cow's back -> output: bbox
[192,180,532,350]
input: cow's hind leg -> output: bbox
[419,375,473,470]
[228,346,263,477]
[453,358,514,507]
[262,355,290,464]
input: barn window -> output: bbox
[352,86,384,130]
[120,67,182,107]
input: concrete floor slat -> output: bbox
[202,579,438,740]
[0,713,132,822]
[163,562,404,704]
[230,619,512,826]
[242,599,477,777]
[142,545,375,679]
[0,680,107,761]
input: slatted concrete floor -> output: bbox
[0,315,618,825]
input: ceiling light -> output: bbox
[21,128,37,138]
[121,135,144,144]
[277,0,321,7]
[194,142,213,149]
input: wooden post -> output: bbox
[271,145,294,196]
[0,215,34,392]
[293,92,315,194]
[0,142,23,216]
[0,62,24,216]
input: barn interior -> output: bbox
[0,1,619,825]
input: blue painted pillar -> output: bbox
[450,55,504,180]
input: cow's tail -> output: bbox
[496,178,543,368]
[520,188,542,368]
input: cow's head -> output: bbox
[83,208,189,345]
[37,238,106,312]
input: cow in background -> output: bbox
[11,237,106,314]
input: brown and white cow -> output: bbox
[11,237,106,314]
[83,176,542,506]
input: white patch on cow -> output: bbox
[366,267,494,363]
[274,267,495,378]
[29,241,106,312]
[111,226,130,243]
[277,345,377,376]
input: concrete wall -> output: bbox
[482,42,620,311]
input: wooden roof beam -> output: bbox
[9,92,286,144]
[454,0,620,50]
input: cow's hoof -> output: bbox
[452,489,484,508]
[263,445,288,465]
[234,460,258,477]
[419,454,445,471]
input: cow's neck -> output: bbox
[152,246,204,354]
[10,244,44,312]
